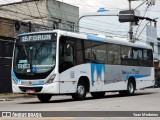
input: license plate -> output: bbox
[26,90,35,94]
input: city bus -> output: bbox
[12,30,155,102]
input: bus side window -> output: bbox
[64,44,74,62]
[133,49,138,59]
[121,46,132,65]
[147,50,153,60]
[76,39,84,65]
[59,37,75,73]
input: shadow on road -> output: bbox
[18,91,158,104]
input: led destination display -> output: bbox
[19,33,56,42]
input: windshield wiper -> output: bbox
[34,42,45,59]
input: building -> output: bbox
[0,0,79,93]
[154,37,160,87]
[0,0,79,33]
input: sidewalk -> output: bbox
[0,93,34,101]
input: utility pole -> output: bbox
[127,0,156,42]
[128,0,133,42]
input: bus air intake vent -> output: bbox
[19,87,43,92]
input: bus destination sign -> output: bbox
[19,34,54,42]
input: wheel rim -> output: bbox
[77,85,85,95]
[129,83,134,94]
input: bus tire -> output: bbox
[127,79,135,96]
[119,79,135,96]
[72,82,86,101]
[37,94,52,103]
[91,92,105,98]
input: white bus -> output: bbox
[12,30,155,102]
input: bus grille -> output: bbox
[19,87,43,92]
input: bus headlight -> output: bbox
[12,77,17,85]
[46,74,56,84]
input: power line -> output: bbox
[0,1,129,35]
[34,0,47,30]
[81,17,129,29]
[134,0,147,10]
[134,5,150,39]
[0,0,159,40]
[78,0,97,10]
[137,21,150,40]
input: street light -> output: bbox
[77,8,118,31]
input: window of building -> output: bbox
[53,18,61,30]
[150,42,154,51]
[66,21,75,32]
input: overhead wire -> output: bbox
[134,5,150,39]
[0,0,159,41]
[34,0,47,30]
[0,0,79,19]
[78,0,97,10]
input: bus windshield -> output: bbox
[13,41,56,74]
[13,33,57,75]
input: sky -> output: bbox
[57,0,160,38]
[0,0,160,38]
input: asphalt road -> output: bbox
[0,88,160,120]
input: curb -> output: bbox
[0,94,35,100]
[0,99,13,101]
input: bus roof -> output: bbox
[18,30,152,50]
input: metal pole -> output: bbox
[128,0,133,42]
[77,14,118,32]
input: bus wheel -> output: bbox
[127,80,135,95]
[37,94,52,103]
[91,92,105,98]
[119,79,135,96]
[72,82,86,101]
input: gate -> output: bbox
[0,36,14,93]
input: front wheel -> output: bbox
[72,82,86,101]
[37,94,52,103]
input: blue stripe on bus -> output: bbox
[32,84,44,86]
[126,74,150,80]
[87,35,105,42]
[11,71,20,84]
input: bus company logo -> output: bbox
[29,81,32,85]
[122,69,139,75]
[91,64,106,86]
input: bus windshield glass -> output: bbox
[13,33,57,74]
